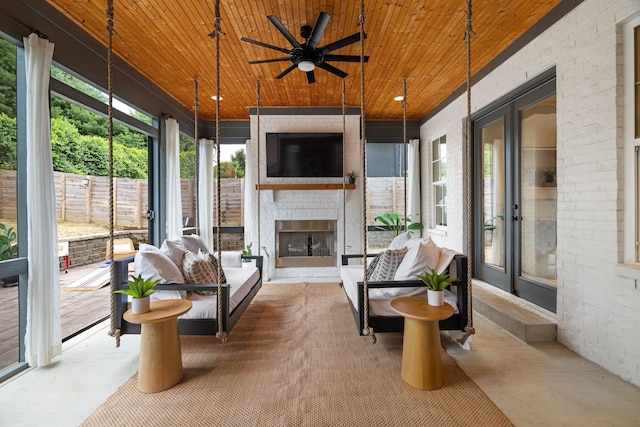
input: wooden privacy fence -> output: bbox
[1,169,405,227]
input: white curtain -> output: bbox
[407,138,421,226]
[165,118,182,240]
[243,138,255,252]
[198,138,214,251]
[24,33,61,366]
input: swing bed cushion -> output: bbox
[340,236,468,335]
[114,239,263,335]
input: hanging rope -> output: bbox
[359,0,374,342]
[256,79,261,257]
[105,0,120,347]
[194,78,199,233]
[459,0,476,345]
[342,78,347,254]
[402,77,407,226]
[211,0,227,342]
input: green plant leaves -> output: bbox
[374,212,423,237]
[416,268,456,291]
[0,223,17,261]
[113,274,160,298]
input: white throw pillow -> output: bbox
[394,240,441,281]
[160,238,187,273]
[180,234,209,254]
[388,231,413,250]
[403,235,432,250]
[221,251,242,268]
[134,244,186,299]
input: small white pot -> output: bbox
[131,296,150,314]
[427,289,444,307]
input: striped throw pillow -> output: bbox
[182,249,226,295]
[370,247,408,281]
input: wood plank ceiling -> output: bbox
[46,0,562,121]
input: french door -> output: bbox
[473,78,557,312]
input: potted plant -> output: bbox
[242,242,252,262]
[113,274,160,314]
[346,170,358,184]
[0,223,19,286]
[0,223,17,261]
[374,212,423,237]
[416,268,456,307]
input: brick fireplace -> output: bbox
[245,110,364,279]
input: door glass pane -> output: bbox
[0,37,19,371]
[520,95,557,286]
[481,119,505,269]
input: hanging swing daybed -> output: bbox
[339,0,474,341]
[108,0,263,339]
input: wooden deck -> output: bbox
[0,262,112,371]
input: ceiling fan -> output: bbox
[241,11,369,84]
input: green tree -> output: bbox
[0,38,16,117]
[231,149,246,178]
[51,117,84,174]
[0,113,16,169]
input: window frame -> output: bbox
[431,135,448,229]
[623,15,640,264]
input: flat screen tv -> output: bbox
[266,133,344,177]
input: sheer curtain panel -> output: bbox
[24,33,61,366]
[198,139,214,251]
[165,118,182,240]
[243,138,255,252]
[407,138,421,226]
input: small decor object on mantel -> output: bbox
[346,170,358,184]
[114,274,160,314]
[416,268,456,307]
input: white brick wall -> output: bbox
[420,0,640,386]
[247,114,363,279]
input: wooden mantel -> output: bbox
[256,183,356,191]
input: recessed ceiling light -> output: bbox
[211,95,223,101]
[393,95,404,102]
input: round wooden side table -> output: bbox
[390,296,454,390]
[124,299,192,393]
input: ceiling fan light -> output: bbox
[297,60,315,72]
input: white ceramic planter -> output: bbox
[427,289,444,307]
[131,296,150,314]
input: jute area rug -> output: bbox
[82,283,512,426]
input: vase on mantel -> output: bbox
[131,296,151,314]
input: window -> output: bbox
[431,135,447,228]
[624,16,640,263]
[366,142,407,225]
[0,36,20,376]
[365,141,408,250]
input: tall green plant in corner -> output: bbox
[374,212,423,237]
[0,223,17,261]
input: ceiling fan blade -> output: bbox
[308,12,330,49]
[267,15,302,49]
[319,32,367,55]
[275,63,298,79]
[248,57,292,64]
[306,71,316,84]
[317,62,348,78]
[323,54,370,63]
[241,37,291,55]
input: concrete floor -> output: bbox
[1,284,640,426]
